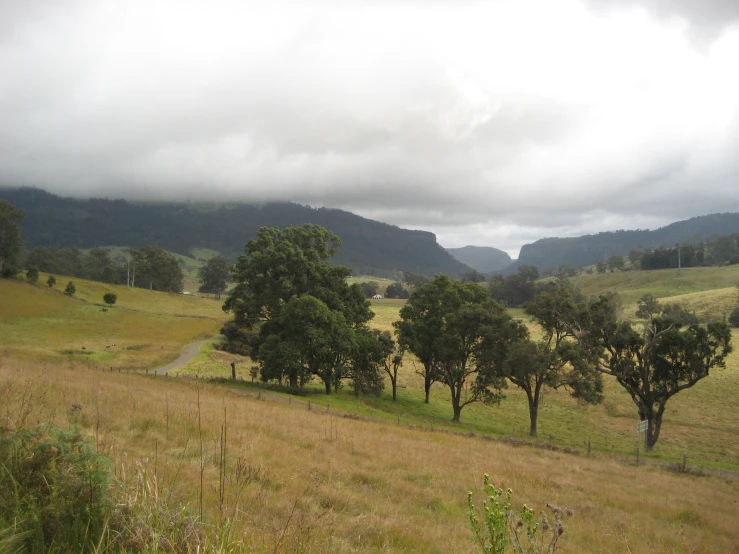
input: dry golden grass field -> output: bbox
[1,269,738,553]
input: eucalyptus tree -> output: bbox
[585,293,732,450]
[396,275,522,420]
[222,224,373,392]
[499,280,603,437]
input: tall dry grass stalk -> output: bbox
[1,358,737,552]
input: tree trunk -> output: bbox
[391,376,397,401]
[230,362,236,380]
[646,404,665,451]
[450,383,462,422]
[527,391,539,437]
[424,378,431,404]
[325,379,331,395]
[289,374,297,388]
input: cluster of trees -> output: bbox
[21,245,185,292]
[221,225,402,396]
[627,233,739,271]
[488,265,540,307]
[2,200,189,294]
[396,276,732,450]
[594,255,626,273]
[221,225,733,451]
[358,280,411,299]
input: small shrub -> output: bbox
[46,275,57,288]
[103,292,117,307]
[468,474,573,554]
[0,425,113,553]
[26,266,39,284]
[64,281,76,297]
[728,305,739,328]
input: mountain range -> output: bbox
[3,187,738,277]
[1,187,471,278]
[505,213,739,274]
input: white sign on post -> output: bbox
[637,420,648,433]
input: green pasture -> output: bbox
[572,265,739,305]
[174,293,739,472]
[3,265,739,471]
[0,276,224,369]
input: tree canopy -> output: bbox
[502,279,603,436]
[396,275,522,420]
[222,225,378,394]
[585,293,732,450]
[197,255,232,298]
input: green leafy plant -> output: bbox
[0,425,113,553]
[468,474,573,554]
[103,292,117,307]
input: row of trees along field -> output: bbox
[23,245,186,292]
[591,232,739,273]
[220,224,733,451]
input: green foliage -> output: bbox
[396,275,518,419]
[130,246,185,293]
[0,425,113,553]
[197,254,232,298]
[468,474,572,554]
[384,281,409,299]
[359,281,379,298]
[103,292,117,307]
[489,266,539,308]
[26,265,39,284]
[46,274,56,288]
[0,199,25,277]
[501,280,603,436]
[461,269,487,283]
[224,225,375,394]
[729,305,739,328]
[64,281,76,297]
[586,293,733,450]
[403,272,430,288]
[606,255,625,272]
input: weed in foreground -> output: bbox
[0,425,112,553]
[468,474,573,554]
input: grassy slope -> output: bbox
[571,265,739,305]
[0,275,226,369]
[2,359,737,553]
[179,300,739,472]
[2,270,739,552]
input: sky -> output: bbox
[1,0,738,258]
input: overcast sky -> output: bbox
[1,0,738,257]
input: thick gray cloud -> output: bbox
[1,0,738,258]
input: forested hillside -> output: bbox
[1,188,471,278]
[505,213,739,273]
[445,245,512,274]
